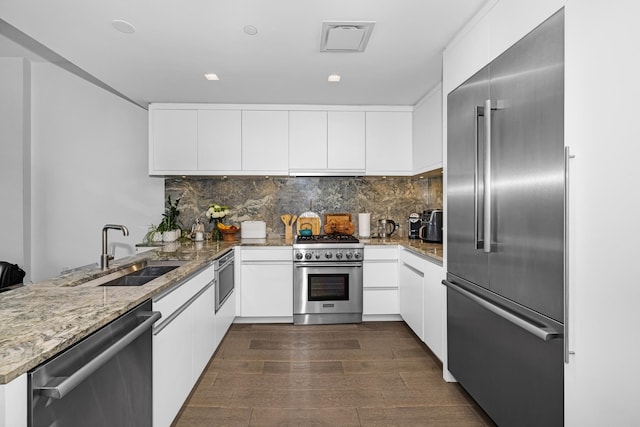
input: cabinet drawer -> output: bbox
[240,247,292,261]
[364,288,399,315]
[364,260,398,288]
[153,265,214,318]
[364,246,398,260]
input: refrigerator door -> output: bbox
[487,10,565,322]
[446,277,564,427]
[447,66,490,289]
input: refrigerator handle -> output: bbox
[443,279,562,341]
[474,105,485,250]
[564,146,576,364]
[483,99,493,253]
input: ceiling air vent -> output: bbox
[320,21,376,52]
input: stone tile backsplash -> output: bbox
[165,174,443,237]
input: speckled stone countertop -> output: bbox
[0,239,236,384]
[0,236,440,384]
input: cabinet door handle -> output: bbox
[154,280,215,335]
[402,261,424,277]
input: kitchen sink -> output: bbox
[99,265,180,287]
[74,260,188,288]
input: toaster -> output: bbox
[419,209,443,243]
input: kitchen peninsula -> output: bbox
[0,236,442,425]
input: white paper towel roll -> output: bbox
[358,213,371,237]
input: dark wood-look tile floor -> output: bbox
[172,322,495,426]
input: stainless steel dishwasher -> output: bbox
[28,300,160,427]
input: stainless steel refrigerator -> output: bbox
[444,9,565,426]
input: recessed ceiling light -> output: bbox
[328,74,341,83]
[243,25,258,36]
[204,73,219,81]
[111,19,136,34]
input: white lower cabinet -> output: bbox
[239,247,293,318]
[398,248,425,340]
[152,264,215,427]
[192,283,216,376]
[153,301,194,427]
[214,289,236,348]
[0,374,27,427]
[422,258,444,361]
[363,246,399,316]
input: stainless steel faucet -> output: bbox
[101,224,129,270]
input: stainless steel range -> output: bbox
[293,234,364,325]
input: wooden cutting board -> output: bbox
[296,217,321,235]
[324,213,354,235]
[324,213,352,224]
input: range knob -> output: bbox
[345,252,353,259]
[335,252,343,259]
[325,252,333,259]
[353,252,361,259]
[305,252,312,260]
[295,252,303,260]
[315,252,321,259]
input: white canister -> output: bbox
[358,213,371,237]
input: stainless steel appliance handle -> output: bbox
[154,279,215,335]
[564,146,575,363]
[36,311,161,399]
[474,105,484,250]
[483,98,492,253]
[443,279,561,341]
[217,257,234,271]
[294,263,363,268]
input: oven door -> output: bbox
[294,262,363,324]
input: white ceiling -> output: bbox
[0,0,486,107]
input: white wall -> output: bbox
[0,57,29,272]
[564,0,640,425]
[30,62,163,281]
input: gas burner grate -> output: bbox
[295,234,360,244]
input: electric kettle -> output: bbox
[377,219,397,238]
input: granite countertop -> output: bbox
[0,236,441,384]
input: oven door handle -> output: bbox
[294,263,363,268]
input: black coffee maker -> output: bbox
[408,213,422,239]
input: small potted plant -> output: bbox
[158,196,182,242]
[143,224,163,243]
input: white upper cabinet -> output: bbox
[241,110,289,175]
[327,111,366,172]
[289,110,366,175]
[150,105,414,176]
[366,111,412,175]
[197,110,241,172]
[150,109,198,173]
[412,85,443,174]
[289,111,328,171]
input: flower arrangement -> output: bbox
[206,204,229,241]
